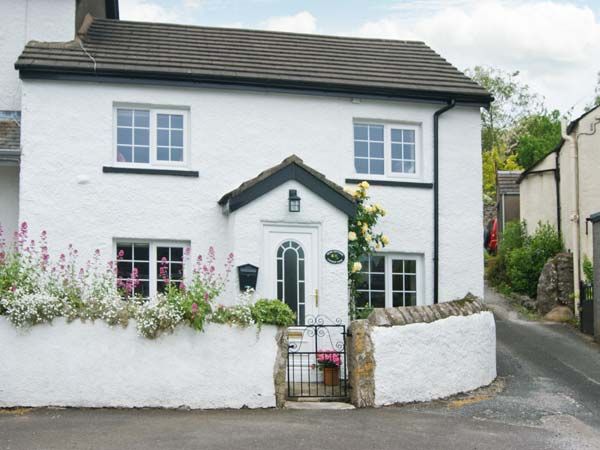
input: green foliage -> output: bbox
[355,306,374,320]
[251,299,296,327]
[512,111,562,168]
[487,221,562,298]
[583,255,594,284]
[584,71,600,112]
[482,146,522,199]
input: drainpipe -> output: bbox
[555,151,561,235]
[561,119,579,317]
[433,100,456,304]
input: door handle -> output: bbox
[313,288,319,307]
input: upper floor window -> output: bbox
[115,107,188,167]
[353,122,420,178]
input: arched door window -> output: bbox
[277,240,305,325]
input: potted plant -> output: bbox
[316,351,341,386]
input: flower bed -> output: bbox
[0,223,295,338]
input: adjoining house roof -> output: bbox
[218,155,356,216]
[0,120,21,164]
[16,17,492,105]
[496,170,522,196]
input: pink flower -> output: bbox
[118,249,125,259]
[191,303,198,314]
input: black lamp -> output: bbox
[237,264,259,291]
[288,189,301,212]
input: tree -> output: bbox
[465,66,546,153]
[584,71,600,112]
[482,144,521,200]
[511,110,562,168]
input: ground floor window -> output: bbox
[116,241,187,298]
[356,254,421,309]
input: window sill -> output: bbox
[103,166,199,177]
[345,178,433,188]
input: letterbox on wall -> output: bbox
[238,264,259,291]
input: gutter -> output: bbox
[433,99,456,304]
[555,151,561,235]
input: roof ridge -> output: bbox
[91,17,427,46]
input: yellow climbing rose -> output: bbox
[381,235,390,246]
[351,261,362,273]
[348,231,357,241]
[359,181,370,190]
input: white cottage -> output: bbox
[1,0,490,323]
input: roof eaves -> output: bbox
[516,140,563,184]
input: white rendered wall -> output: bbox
[19,80,483,309]
[0,0,75,111]
[372,312,496,405]
[0,318,280,409]
[0,165,19,238]
[520,172,558,234]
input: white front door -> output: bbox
[264,225,319,325]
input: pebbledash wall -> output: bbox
[19,80,483,306]
[0,318,286,409]
[348,296,496,407]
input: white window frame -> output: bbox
[352,121,422,181]
[112,105,191,169]
[357,253,425,308]
[114,239,190,299]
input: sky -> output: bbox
[119,0,600,116]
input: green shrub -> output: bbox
[506,223,563,297]
[583,255,594,284]
[499,221,527,257]
[485,255,508,286]
[251,299,296,327]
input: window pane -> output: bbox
[392,274,404,291]
[171,147,183,162]
[403,129,415,143]
[369,125,384,141]
[405,275,417,291]
[134,110,149,128]
[403,143,415,160]
[369,142,384,158]
[405,293,416,306]
[370,159,384,174]
[133,244,149,260]
[405,260,417,273]
[157,114,169,128]
[391,143,402,159]
[117,109,132,127]
[392,292,404,307]
[134,128,149,146]
[117,127,132,145]
[391,160,403,173]
[392,259,404,273]
[171,247,183,261]
[117,146,132,162]
[371,274,385,291]
[134,146,149,163]
[403,161,415,174]
[157,246,169,260]
[354,124,368,140]
[171,129,183,147]
[171,114,183,129]
[356,291,369,308]
[157,147,169,161]
[117,244,133,260]
[391,128,402,142]
[355,273,369,290]
[136,262,149,279]
[117,261,131,278]
[354,141,368,157]
[170,263,184,279]
[157,129,169,146]
[355,158,368,174]
[371,292,385,308]
[371,256,385,272]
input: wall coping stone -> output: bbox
[366,294,486,327]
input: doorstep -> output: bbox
[284,401,355,410]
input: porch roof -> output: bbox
[0,120,20,164]
[218,155,356,216]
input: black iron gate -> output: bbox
[580,281,594,335]
[287,317,348,399]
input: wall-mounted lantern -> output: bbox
[238,264,259,291]
[288,189,301,212]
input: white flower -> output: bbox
[351,262,362,273]
[348,231,357,241]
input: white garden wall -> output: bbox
[372,312,496,405]
[0,318,280,409]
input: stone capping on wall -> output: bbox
[365,293,487,327]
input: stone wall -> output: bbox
[536,253,574,315]
[347,295,496,407]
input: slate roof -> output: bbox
[16,17,491,104]
[218,155,356,215]
[496,170,522,196]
